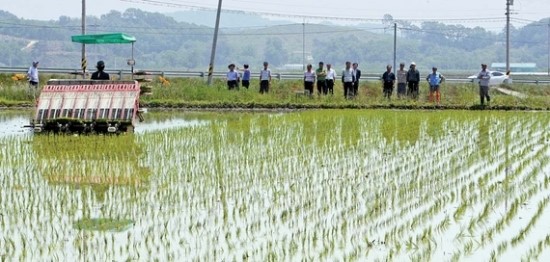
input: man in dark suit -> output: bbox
[91,60,110,80]
[406,62,420,99]
[352,62,361,97]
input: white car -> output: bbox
[468,71,512,86]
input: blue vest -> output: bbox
[428,73,441,86]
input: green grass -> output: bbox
[0,73,549,110]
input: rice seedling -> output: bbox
[0,109,549,260]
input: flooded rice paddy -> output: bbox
[0,110,549,261]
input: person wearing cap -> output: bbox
[27,61,39,88]
[91,60,110,80]
[477,63,491,105]
[226,63,239,90]
[406,62,420,99]
[241,64,251,89]
[396,62,407,98]
[315,61,327,95]
[426,67,445,104]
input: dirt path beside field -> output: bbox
[493,87,527,98]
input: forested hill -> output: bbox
[0,9,211,70]
[0,9,548,73]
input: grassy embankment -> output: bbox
[0,74,549,110]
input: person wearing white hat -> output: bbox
[27,61,39,88]
[406,62,420,99]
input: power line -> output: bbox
[0,20,513,38]
[0,20,387,37]
[121,0,510,24]
[511,17,549,26]
[0,19,300,31]
[0,20,81,29]
[0,8,542,38]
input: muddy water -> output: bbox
[0,110,208,137]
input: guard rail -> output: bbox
[2,67,550,84]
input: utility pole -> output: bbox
[393,23,397,74]
[505,0,513,73]
[547,20,550,76]
[302,21,306,71]
[207,0,223,86]
[81,0,87,78]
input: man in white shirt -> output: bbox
[259,61,272,94]
[477,63,491,105]
[341,61,354,99]
[396,62,407,98]
[226,63,239,90]
[326,63,336,95]
[27,61,39,88]
[304,64,316,96]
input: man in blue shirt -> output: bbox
[241,64,251,89]
[426,67,445,104]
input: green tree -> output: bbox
[264,37,288,67]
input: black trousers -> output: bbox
[317,80,327,95]
[260,80,269,93]
[383,82,394,98]
[242,80,250,89]
[344,82,353,98]
[353,81,359,96]
[227,80,238,90]
[326,79,334,94]
[408,81,419,98]
[304,81,314,95]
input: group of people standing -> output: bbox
[226,62,272,93]
[382,62,492,105]
[308,61,446,103]
[383,62,445,104]
[304,61,361,98]
[306,61,448,103]
[223,61,493,106]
